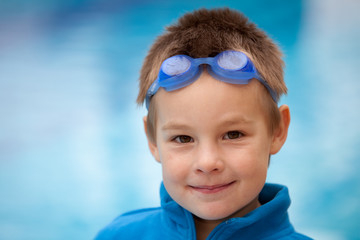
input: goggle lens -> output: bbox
[217,51,248,70]
[162,56,191,76]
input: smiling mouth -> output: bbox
[190,181,235,194]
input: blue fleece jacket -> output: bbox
[95,183,312,239]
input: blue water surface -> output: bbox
[0,0,359,239]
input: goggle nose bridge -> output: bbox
[191,57,217,68]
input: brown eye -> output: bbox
[175,135,193,143]
[224,131,242,140]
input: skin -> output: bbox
[144,70,290,240]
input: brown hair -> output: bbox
[137,8,287,142]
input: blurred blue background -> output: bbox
[0,0,359,239]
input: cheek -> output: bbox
[227,145,269,177]
[159,146,192,183]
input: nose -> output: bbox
[194,141,224,174]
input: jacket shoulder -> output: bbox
[261,226,313,240]
[94,207,163,240]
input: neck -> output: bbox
[194,197,261,240]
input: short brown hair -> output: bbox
[137,8,287,142]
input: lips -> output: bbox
[190,181,235,194]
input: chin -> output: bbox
[193,208,235,221]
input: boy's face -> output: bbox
[146,71,288,221]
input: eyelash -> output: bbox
[173,135,194,143]
[223,131,244,140]
[172,131,244,143]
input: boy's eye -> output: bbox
[224,131,243,140]
[174,135,193,143]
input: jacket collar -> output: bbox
[160,183,294,239]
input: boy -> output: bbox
[95,8,312,240]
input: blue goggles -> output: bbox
[145,50,277,109]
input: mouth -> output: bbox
[190,181,235,194]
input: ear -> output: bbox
[270,104,291,155]
[143,116,161,163]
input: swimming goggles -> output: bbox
[145,50,278,109]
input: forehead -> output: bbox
[153,71,269,126]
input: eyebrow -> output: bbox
[220,117,254,125]
[160,116,254,131]
[161,122,193,131]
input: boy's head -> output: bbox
[137,8,287,143]
[138,8,290,223]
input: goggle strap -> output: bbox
[256,75,279,102]
[146,80,160,109]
